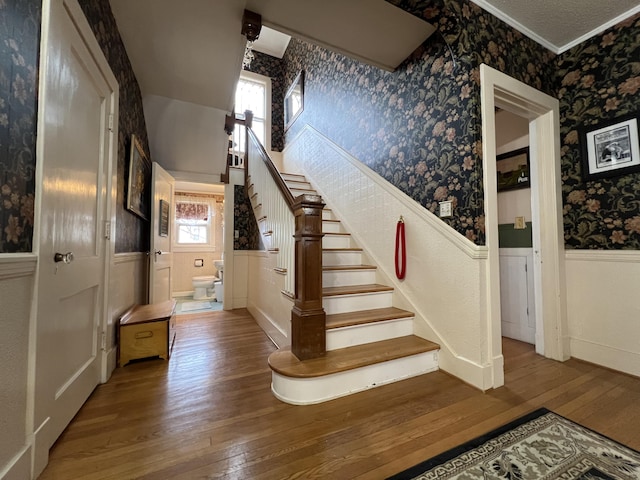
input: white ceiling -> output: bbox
[472,0,640,53]
[108,0,640,176]
[109,0,640,114]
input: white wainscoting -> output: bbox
[565,249,640,377]
[0,254,36,480]
[106,253,148,378]
[246,250,291,348]
[283,126,493,389]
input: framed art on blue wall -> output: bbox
[126,134,150,220]
[579,113,640,182]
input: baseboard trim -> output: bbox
[102,346,117,383]
[0,444,31,480]
[247,301,287,348]
[437,348,497,391]
[570,338,640,378]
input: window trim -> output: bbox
[238,71,272,152]
[172,194,218,253]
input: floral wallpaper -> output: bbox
[234,185,262,250]
[79,0,151,253]
[557,13,640,249]
[245,51,285,152]
[279,0,554,245]
[0,0,40,253]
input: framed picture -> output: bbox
[284,70,304,131]
[159,199,169,237]
[579,114,640,181]
[126,134,150,220]
[496,147,530,192]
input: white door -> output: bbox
[500,254,535,344]
[149,162,175,303]
[34,0,117,472]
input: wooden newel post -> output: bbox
[291,194,326,360]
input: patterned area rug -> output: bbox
[388,408,640,480]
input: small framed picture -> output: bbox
[579,114,640,181]
[126,134,150,220]
[496,147,530,192]
[159,199,169,237]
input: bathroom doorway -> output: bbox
[171,180,225,315]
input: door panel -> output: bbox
[149,162,175,303]
[500,255,535,344]
[34,0,116,471]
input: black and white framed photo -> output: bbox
[579,114,640,181]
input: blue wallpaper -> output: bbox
[0,0,40,253]
[558,14,640,249]
[278,0,554,245]
[79,0,151,253]
[234,185,262,250]
[245,51,285,152]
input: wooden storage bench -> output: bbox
[117,299,177,367]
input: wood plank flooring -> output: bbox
[40,309,640,479]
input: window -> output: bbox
[234,72,271,152]
[174,194,217,251]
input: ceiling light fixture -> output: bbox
[241,10,261,69]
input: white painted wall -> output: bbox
[106,253,148,375]
[143,95,229,176]
[565,251,640,377]
[0,256,36,480]
[246,250,292,347]
[283,126,493,389]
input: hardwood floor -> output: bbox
[40,309,640,479]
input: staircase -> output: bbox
[260,172,440,405]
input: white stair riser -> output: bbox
[327,317,414,350]
[271,350,439,405]
[323,235,352,249]
[323,269,376,287]
[323,291,393,315]
[323,251,362,266]
[291,188,316,197]
[285,181,312,189]
[322,221,343,234]
[322,210,336,221]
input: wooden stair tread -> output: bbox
[326,307,414,330]
[324,232,350,236]
[323,219,341,223]
[323,264,376,271]
[323,284,393,296]
[268,336,439,378]
[323,247,362,252]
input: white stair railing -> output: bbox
[246,129,295,296]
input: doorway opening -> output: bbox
[495,110,536,347]
[480,64,569,389]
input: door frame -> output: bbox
[480,64,569,388]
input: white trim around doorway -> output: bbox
[480,64,569,389]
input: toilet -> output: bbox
[192,275,217,300]
[214,280,223,303]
